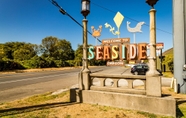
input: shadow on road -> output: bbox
[0,101,78,117]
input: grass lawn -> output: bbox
[162,72,174,78]
[0,87,185,118]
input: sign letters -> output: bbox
[88,38,148,61]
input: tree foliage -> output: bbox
[53,39,74,60]
[74,44,83,66]
[40,36,75,67]
[0,36,107,71]
[162,54,173,73]
[2,42,37,61]
[0,44,4,61]
[41,36,58,57]
[41,36,74,60]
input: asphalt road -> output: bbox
[0,66,171,103]
[0,66,114,102]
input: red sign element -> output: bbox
[147,42,164,50]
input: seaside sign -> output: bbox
[88,38,148,66]
[89,11,161,66]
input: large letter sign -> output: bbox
[88,38,148,65]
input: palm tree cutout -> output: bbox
[127,21,145,43]
[91,25,102,45]
[105,12,124,38]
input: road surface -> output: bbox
[0,66,117,102]
[0,66,171,102]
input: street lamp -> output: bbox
[81,0,90,19]
[80,0,91,90]
[145,0,161,97]
[146,0,158,8]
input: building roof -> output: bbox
[162,48,173,56]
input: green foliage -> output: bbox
[41,36,58,57]
[0,36,108,70]
[74,44,83,66]
[66,60,75,67]
[162,72,174,78]
[44,56,56,67]
[54,39,75,60]
[14,49,34,61]
[0,44,5,61]
[40,36,75,67]
[177,102,186,118]
[53,60,64,67]
[0,37,76,70]
[162,54,173,73]
[0,60,25,71]
[2,42,37,60]
[22,56,48,68]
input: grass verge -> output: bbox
[162,72,174,78]
[0,88,185,118]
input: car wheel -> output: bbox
[134,71,138,75]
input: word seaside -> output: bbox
[88,38,147,61]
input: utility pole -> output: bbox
[173,0,186,93]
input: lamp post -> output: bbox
[145,0,161,97]
[146,0,159,76]
[80,0,91,90]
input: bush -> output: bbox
[0,60,25,71]
[22,56,48,68]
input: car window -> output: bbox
[136,65,142,69]
[144,66,148,69]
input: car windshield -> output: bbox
[136,65,143,68]
[134,64,149,68]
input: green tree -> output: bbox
[0,44,5,61]
[53,39,74,60]
[41,36,74,67]
[3,42,21,59]
[23,55,49,68]
[74,44,83,66]
[162,54,173,73]
[2,42,37,61]
[41,36,58,57]
[13,43,37,61]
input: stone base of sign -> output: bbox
[70,89,176,117]
[146,75,162,97]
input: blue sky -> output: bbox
[0,0,172,52]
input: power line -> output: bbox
[91,2,172,35]
[48,0,102,43]
[49,0,172,40]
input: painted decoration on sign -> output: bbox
[91,25,102,45]
[105,12,124,38]
[127,21,145,43]
[89,11,162,66]
[127,21,145,33]
[91,25,102,38]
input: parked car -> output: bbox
[131,63,163,76]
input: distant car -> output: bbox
[131,63,148,75]
[131,63,162,76]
